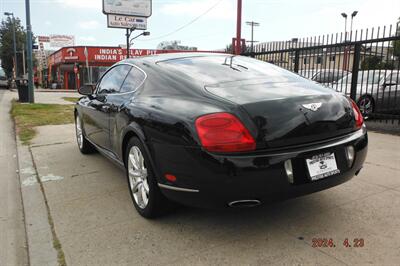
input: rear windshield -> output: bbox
[157,55,299,85]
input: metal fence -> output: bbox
[245,23,400,125]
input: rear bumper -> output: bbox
[153,127,368,209]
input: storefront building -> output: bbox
[47,46,220,90]
[47,46,157,90]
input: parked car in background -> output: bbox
[332,70,400,116]
[299,69,350,85]
[75,53,367,218]
[0,68,9,89]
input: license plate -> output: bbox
[306,152,340,181]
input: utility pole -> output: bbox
[22,43,26,75]
[235,0,242,55]
[246,21,260,54]
[126,29,131,59]
[25,0,34,103]
[4,12,18,79]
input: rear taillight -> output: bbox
[195,113,256,153]
[350,99,364,129]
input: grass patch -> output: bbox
[11,101,75,145]
[62,97,80,103]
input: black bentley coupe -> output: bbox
[75,53,368,218]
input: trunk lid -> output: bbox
[205,79,355,149]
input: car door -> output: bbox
[82,64,131,150]
[107,65,146,154]
[381,71,400,112]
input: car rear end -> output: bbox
[156,94,367,209]
[154,55,368,209]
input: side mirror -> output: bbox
[78,84,95,95]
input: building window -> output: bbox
[316,56,323,64]
[330,55,336,62]
[303,57,308,65]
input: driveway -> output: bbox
[23,123,400,265]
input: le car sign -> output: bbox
[107,15,147,30]
[103,0,152,18]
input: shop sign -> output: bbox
[50,35,75,48]
[107,15,147,30]
[103,0,152,18]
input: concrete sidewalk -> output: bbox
[33,91,80,105]
[0,90,28,266]
[18,121,400,265]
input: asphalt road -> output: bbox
[23,121,400,266]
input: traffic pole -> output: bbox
[235,0,242,55]
[25,0,34,103]
[11,16,18,79]
[126,29,130,59]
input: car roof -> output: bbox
[124,52,228,65]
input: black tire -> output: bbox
[125,137,172,218]
[75,114,96,154]
[357,95,375,118]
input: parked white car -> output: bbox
[299,69,350,85]
[332,70,400,116]
[0,68,9,89]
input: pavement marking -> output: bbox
[40,174,64,183]
[21,176,38,187]
[30,141,72,148]
[20,167,36,175]
[70,170,100,178]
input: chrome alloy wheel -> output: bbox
[76,116,83,149]
[128,146,150,209]
[358,97,373,117]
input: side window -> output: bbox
[387,73,400,85]
[312,72,322,82]
[97,65,132,94]
[120,67,146,93]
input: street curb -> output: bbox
[16,139,59,266]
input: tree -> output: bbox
[157,40,197,51]
[0,16,27,78]
[224,43,248,54]
[361,55,395,70]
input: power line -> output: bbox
[139,0,224,41]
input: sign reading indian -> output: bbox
[52,46,159,64]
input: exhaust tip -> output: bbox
[228,199,261,208]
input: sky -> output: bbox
[0,0,399,51]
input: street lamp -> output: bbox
[4,12,18,80]
[126,28,150,59]
[341,12,348,41]
[246,21,260,54]
[350,11,358,32]
[130,31,150,45]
